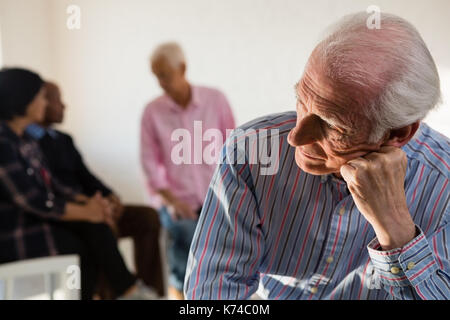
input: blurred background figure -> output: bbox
[0,68,158,300]
[25,81,165,298]
[141,42,235,299]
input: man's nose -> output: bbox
[288,114,322,146]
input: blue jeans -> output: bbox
[158,206,198,292]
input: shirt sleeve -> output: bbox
[0,141,66,220]
[367,224,450,299]
[184,131,264,300]
[140,108,170,192]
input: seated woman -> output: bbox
[0,68,156,300]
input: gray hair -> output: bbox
[150,42,186,69]
[315,12,441,142]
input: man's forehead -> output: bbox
[300,58,369,104]
[295,81,368,134]
[152,56,179,71]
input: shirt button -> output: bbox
[310,287,318,294]
[326,256,334,264]
[27,168,34,175]
[46,200,54,208]
[339,207,345,215]
[407,262,415,270]
[390,266,400,274]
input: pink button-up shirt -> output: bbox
[140,85,236,210]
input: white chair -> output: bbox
[0,255,80,300]
[118,237,135,273]
[0,236,161,299]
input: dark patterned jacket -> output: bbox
[0,122,74,263]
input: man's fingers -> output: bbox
[167,206,179,221]
[378,145,398,153]
[179,209,196,220]
[340,163,355,184]
[188,210,198,220]
[347,157,368,168]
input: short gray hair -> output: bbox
[150,42,186,69]
[315,12,441,142]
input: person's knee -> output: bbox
[138,208,161,234]
[85,222,112,234]
[80,222,117,244]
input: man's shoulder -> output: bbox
[43,129,78,151]
[143,95,169,114]
[194,85,224,96]
[50,129,73,142]
[235,111,297,135]
[194,85,229,104]
[403,123,449,178]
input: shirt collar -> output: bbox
[166,85,200,112]
[25,124,46,139]
[320,173,346,185]
[25,124,58,140]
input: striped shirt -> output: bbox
[185,111,449,300]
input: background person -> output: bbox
[141,42,236,299]
[26,81,165,298]
[0,68,156,300]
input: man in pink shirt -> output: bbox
[140,42,235,299]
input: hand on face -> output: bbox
[290,53,420,250]
[340,146,416,249]
[288,62,380,175]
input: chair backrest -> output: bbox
[0,255,80,300]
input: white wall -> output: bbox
[0,0,55,77]
[1,0,449,204]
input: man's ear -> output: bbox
[383,121,420,147]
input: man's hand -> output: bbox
[169,200,198,221]
[104,194,124,235]
[108,194,124,221]
[84,192,112,223]
[340,146,416,250]
[158,189,198,221]
[74,194,89,204]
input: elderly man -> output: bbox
[185,12,449,300]
[141,42,235,298]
